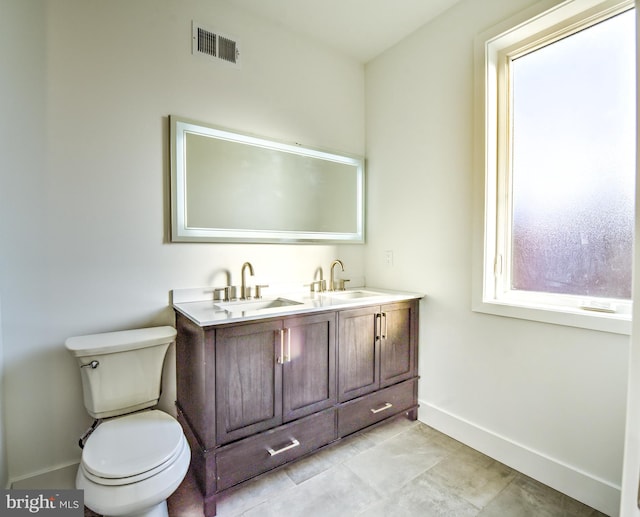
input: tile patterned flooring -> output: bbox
[157,417,608,517]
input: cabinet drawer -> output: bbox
[338,379,417,437]
[216,409,336,491]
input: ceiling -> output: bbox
[224,0,464,63]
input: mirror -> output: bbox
[170,116,365,243]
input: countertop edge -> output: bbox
[172,288,424,328]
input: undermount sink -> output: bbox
[215,297,303,312]
[322,290,383,300]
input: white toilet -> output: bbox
[65,326,190,517]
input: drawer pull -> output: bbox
[267,438,300,457]
[370,402,393,414]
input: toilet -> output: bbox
[65,326,190,517]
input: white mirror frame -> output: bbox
[170,116,365,244]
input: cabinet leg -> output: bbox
[204,495,217,517]
[407,408,418,421]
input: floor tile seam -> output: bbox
[221,471,301,517]
[233,491,282,517]
[416,465,486,513]
[475,470,522,514]
[277,461,380,506]
[348,474,408,516]
[358,427,444,459]
[327,435,380,468]
[238,464,383,517]
[221,494,268,517]
[283,461,327,487]
[282,437,378,486]
[342,445,451,503]
[341,459,392,503]
[426,451,522,511]
[407,453,497,513]
[349,463,487,517]
[440,477,501,513]
[353,491,397,517]
[365,418,422,444]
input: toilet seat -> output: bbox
[82,410,185,486]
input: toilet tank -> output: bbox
[65,326,177,419]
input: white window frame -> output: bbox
[472,0,634,335]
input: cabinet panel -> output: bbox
[176,314,216,448]
[216,320,283,444]
[380,301,416,388]
[282,313,336,422]
[338,306,379,402]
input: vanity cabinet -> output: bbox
[175,299,418,517]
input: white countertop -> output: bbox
[172,287,423,327]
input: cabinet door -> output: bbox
[282,312,336,422]
[380,301,417,388]
[338,306,379,402]
[216,320,283,444]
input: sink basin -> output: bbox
[325,290,382,299]
[215,297,303,312]
[318,289,387,305]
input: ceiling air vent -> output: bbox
[192,22,241,67]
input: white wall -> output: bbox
[0,298,6,488]
[1,0,365,483]
[365,0,629,515]
[0,0,48,487]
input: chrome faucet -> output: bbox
[240,262,254,300]
[329,259,344,291]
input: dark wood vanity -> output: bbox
[174,298,419,517]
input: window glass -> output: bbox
[510,10,636,299]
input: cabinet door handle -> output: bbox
[375,313,381,341]
[267,438,300,456]
[370,402,393,414]
[278,329,285,364]
[381,312,387,339]
[277,329,292,364]
[285,328,291,362]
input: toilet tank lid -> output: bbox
[65,326,177,357]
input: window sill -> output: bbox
[473,298,632,335]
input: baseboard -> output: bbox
[419,401,620,517]
[9,461,78,490]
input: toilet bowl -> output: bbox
[65,327,189,517]
[77,410,190,517]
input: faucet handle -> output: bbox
[254,284,269,299]
[213,286,232,302]
[309,280,326,293]
[337,279,350,291]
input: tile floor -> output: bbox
[156,417,608,517]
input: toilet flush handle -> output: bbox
[80,360,99,369]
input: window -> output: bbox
[474,0,636,334]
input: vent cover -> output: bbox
[192,22,241,67]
